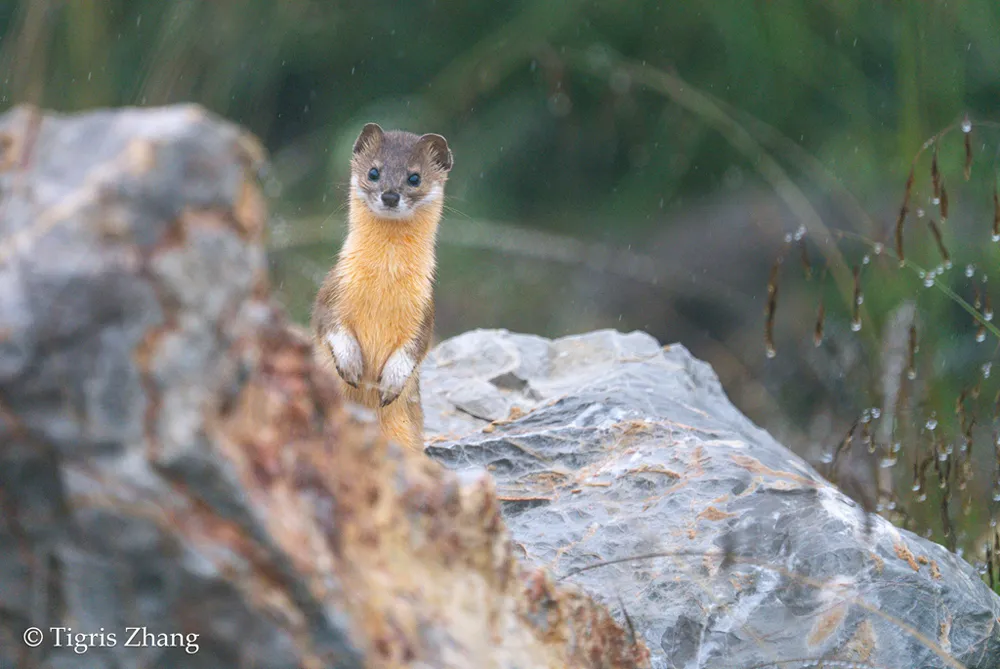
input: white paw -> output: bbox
[378,349,416,406]
[326,330,363,388]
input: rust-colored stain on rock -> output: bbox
[697,505,736,522]
[894,540,921,572]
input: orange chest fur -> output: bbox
[336,236,434,374]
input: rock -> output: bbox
[422,328,1000,669]
[0,105,648,669]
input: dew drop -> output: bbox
[862,254,871,265]
[984,362,993,378]
[794,224,806,240]
[907,369,917,380]
[765,345,777,359]
[880,455,898,468]
[986,309,994,321]
[926,418,938,430]
[966,264,977,277]
[873,242,884,255]
[917,208,926,217]
[784,233,793,243]
[871,407,882,419]
[976,331,987,343]
[924,276,935,288]
[932,197,940,206]
[850,319,862,332]
[962,117,973,133]
[856,294,864,305]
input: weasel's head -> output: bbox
[350,123,453,221]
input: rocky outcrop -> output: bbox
[4,102,997,669]
[421,329,1000,669]
[0,105,649,669]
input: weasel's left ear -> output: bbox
[417,133,453,172]
[354,123,384,155]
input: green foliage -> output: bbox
[6,1,1000,223]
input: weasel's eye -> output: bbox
[407,173,421,187]
[368,167,380,181]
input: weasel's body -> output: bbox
[311,123,452,451]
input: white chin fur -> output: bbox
[368,203,414,220]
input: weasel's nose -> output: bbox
[381,191,401,208]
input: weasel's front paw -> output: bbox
[326,330,363,388]
[378,349,417,406]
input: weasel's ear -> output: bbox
[354,123,384,155]
[417,133,453,172]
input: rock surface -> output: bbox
[0,105,649,669]
[422,328,1000,669]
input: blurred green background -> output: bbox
[4,0,1000,561]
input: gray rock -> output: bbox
[422,328,1000,669]
[0,105,649,669]
[0,103,349,669]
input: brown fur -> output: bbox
[311,124,451,451]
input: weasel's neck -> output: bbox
[339,197,442,278]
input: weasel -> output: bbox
[311,122,452,452]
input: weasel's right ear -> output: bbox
[417,133,453,172]
[354,123,384,155]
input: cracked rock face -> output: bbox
[422,329,1000,669]
[0,106,649,669]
